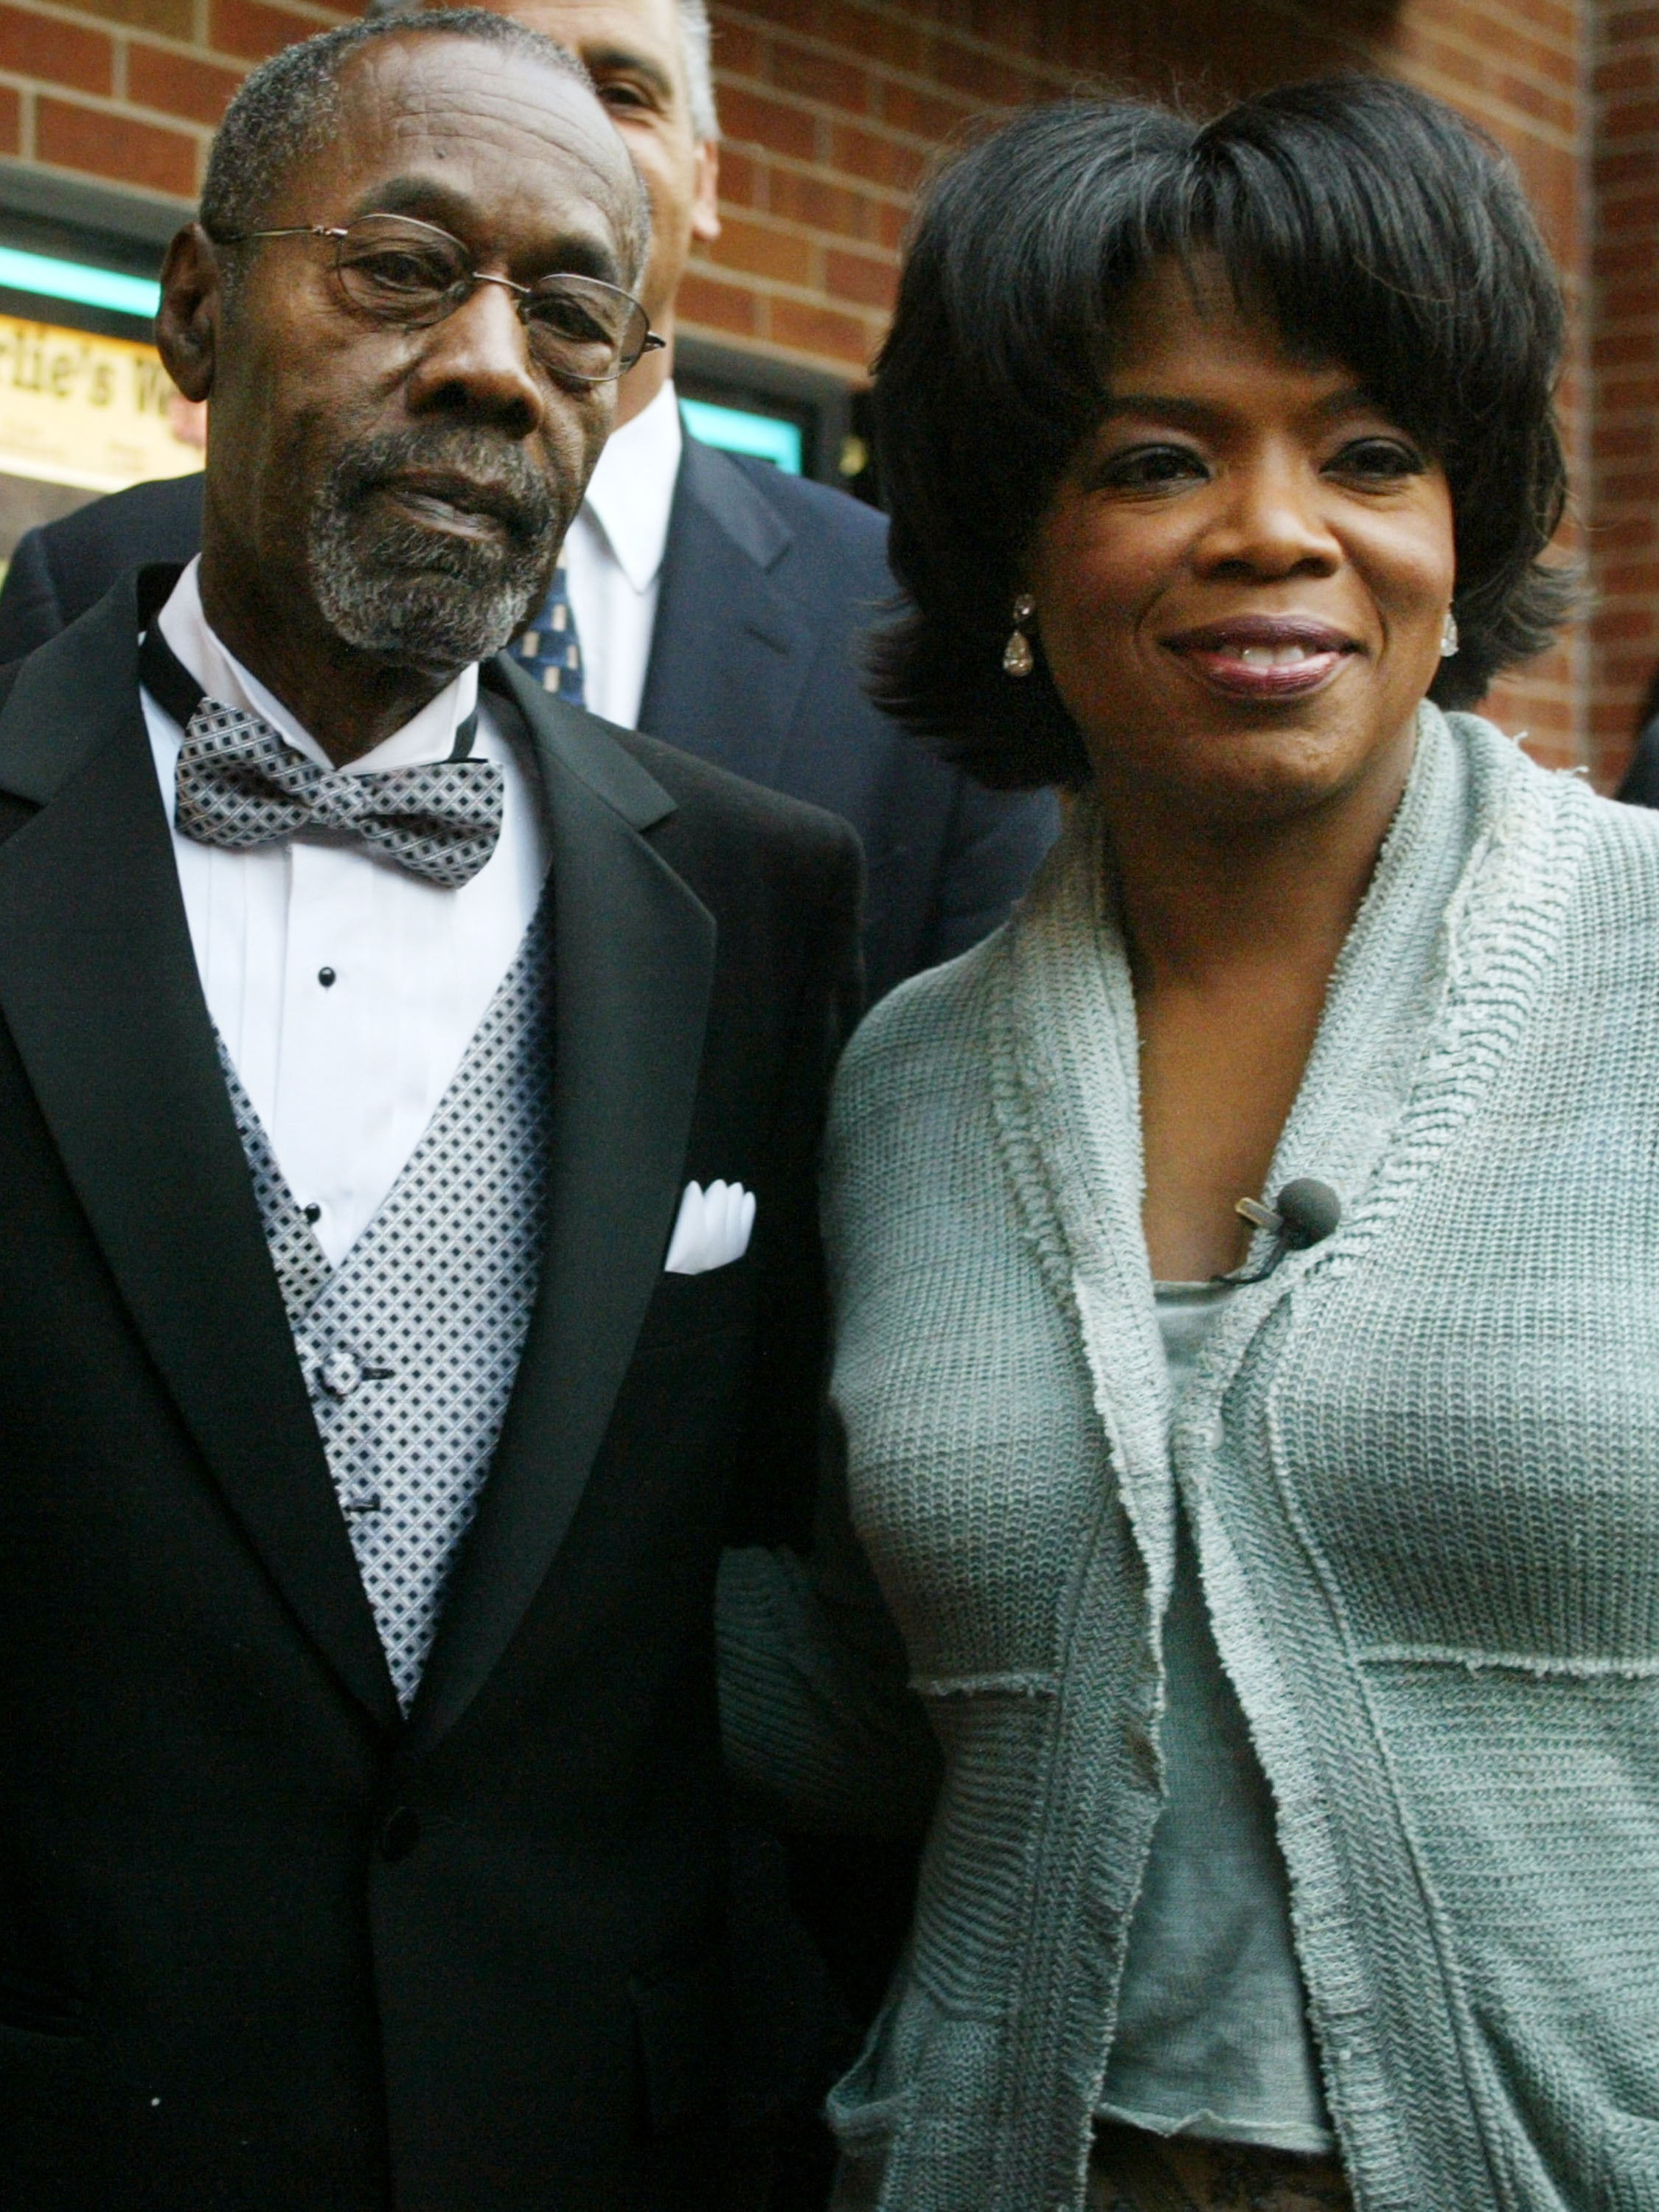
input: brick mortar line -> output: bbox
[712,59,1040,142]
[717,126,916,207]
[0,0,145,44]
[0,145,194,204]
[1386,0,1582,66]
[0,0,341,62]
[686,254,886,316]
[109,27,254,73]
[678,310,872,379]
[0,74,212,141]
[712,6,1108,105]
[1387,69,1585,158]
[717,0,1579,88]
[1386,31,1587,119]
[711,204,896,258]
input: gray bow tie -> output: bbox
[173,698,504,890]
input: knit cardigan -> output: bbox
[719,706,1659,2212]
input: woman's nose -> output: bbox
[1195,453,1341,578]
[403,279,546,435]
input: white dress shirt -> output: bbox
[142,559,550,1267]
[560,377,682,728]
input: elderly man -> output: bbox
[0,0,1057,1006]
[0,13,859,2208]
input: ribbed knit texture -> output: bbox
[719,707,1659,2212]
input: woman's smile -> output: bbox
[1160,615,1360,703]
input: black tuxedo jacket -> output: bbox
[0,441,1057,1002]
[0,571,860,2210]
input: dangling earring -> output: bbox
[1003,594,1037,678]
[1440,608,1459,659]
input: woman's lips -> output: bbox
[1162,620,1358,701]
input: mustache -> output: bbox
[324,427,560,548]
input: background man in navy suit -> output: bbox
[0,0,1056,1007]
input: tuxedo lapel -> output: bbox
[636,436,816,785]
[408,662,715,1751]
[0,579,399,1729]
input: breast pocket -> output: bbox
[633,1253,758,1354]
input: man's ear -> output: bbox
[156,223,222,403]
[690,138,720,246]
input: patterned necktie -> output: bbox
[142,622,504,891]
[512,552,585,704]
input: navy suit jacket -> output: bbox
[0,436,1057,1003]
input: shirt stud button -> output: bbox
[318,966,336,988]
[304,1203,321,1225]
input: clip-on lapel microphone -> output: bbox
[1224,1178,1343,1286]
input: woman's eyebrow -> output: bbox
[1098,383,1382,428]
[1097,395,1222,428]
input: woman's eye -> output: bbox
[1099,445,1207,490]
[1330,437,1425,481]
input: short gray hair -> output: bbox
[678,0,718,144]
[201,8,648,282]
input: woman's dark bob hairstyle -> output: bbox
[868,76,1574,789]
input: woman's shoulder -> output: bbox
[838,926,1009,1103]
[1450,709,1659,894]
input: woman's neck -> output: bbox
[1100,731,1415,1281]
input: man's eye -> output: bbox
[1099,445,1206,489]
[347,248,455,296]
[598,80,654,113]
[527,293,615,344]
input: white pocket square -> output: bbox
[664,1179,756,1276]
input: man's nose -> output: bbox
[403,279,545,434]
[1197,453,1341,578]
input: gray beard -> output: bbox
[306,428,563,669]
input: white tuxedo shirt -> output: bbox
[141,560,549,1265]
[560,378,682,730]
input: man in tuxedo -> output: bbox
[0,0,1056,1006]
[0,12,860,2207]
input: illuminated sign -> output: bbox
[0,312,202,493]
[680,396,803,473]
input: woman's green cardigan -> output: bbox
[720,708,1659,2212]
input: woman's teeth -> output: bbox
[1236,641,1324,667]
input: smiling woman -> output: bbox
[717,76,1659,2212]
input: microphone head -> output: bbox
[1273,1178,1342,1250]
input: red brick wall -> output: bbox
[1591,4,1659,785]
[0,0,344,198]
[697,0,1590,763]
[0,0,1613,766]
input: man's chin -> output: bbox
[309,531,552,671]
[314,568,527,672]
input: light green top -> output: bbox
[1097,1281,1334,2152]
[720,708,1659,2212]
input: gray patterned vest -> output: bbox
[220,900,553,1708]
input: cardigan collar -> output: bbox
[986,704,1590,1596]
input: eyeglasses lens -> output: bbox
[523,276,650,378]
[335,216,468,324]
[333,217,648,380]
